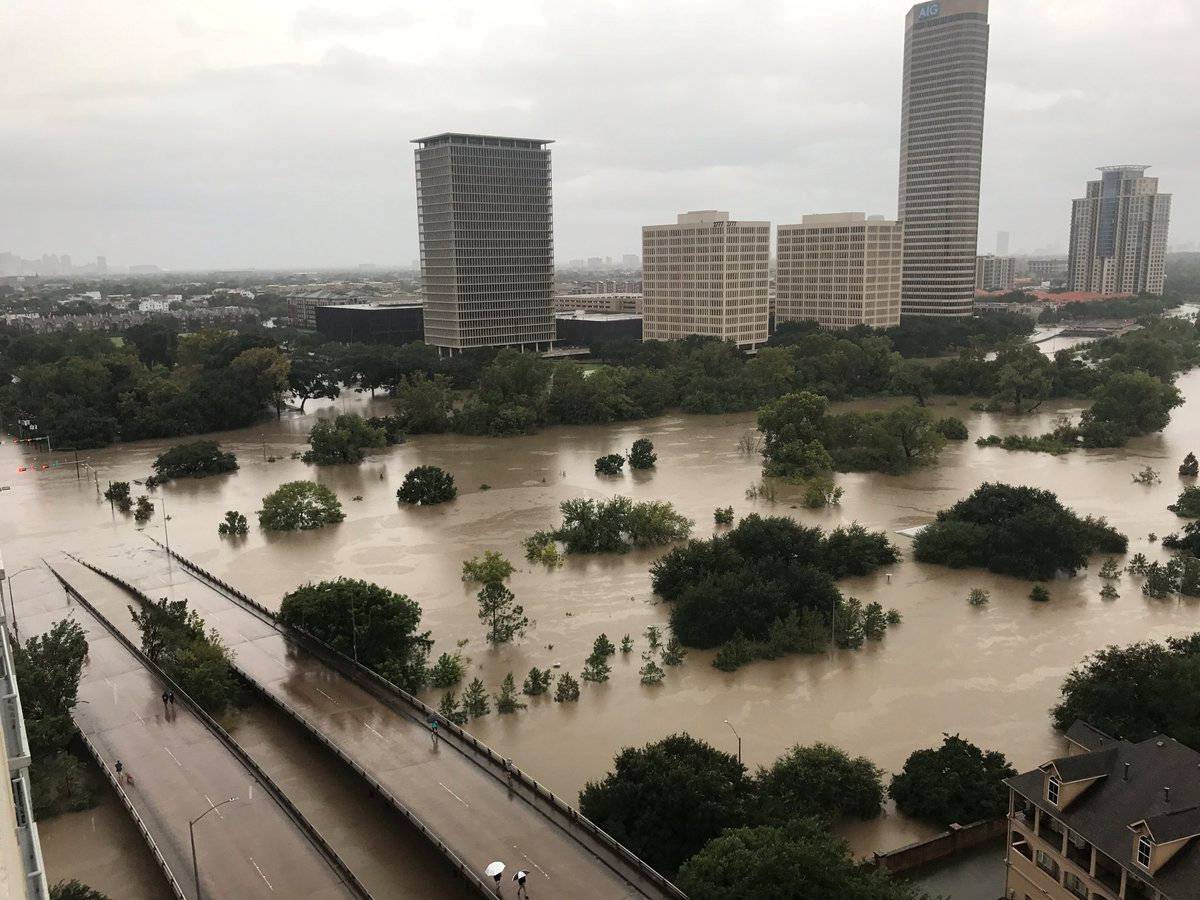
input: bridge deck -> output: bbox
[80,545,675,899]
[21,563,362,900]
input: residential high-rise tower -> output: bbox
[412,133,555,352]
[776,213,903,330]
[642,211,769,349]
[898,0,990,317]
[1067,166,1171,296]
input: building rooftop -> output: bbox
[411,132,553,148]
[325,302,423,311]
[1008,725,1200,897]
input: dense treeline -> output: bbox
[4,303,1194,453]
[0,325,289,448]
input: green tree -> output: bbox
[279,579,431,691]
[392,372,453,433]
[287,353,340,411]
[628,438,657,469]
[581,652,612,683]
[461,551,515,585]
[1180,452,1199,477]
[714,506,734,525]
[1080,371,1183,446]
[579,734,752,877]
[677,818,932,900]
[639,652,665,684]
[661,637,687,666]
[217,510,248,536]
[302,413,388,465]
[14,620,89,759]
[522,667,553,696]
[133,496,154,522]
[152,440,238,479]
[755,743,884,823]
[495,673,526,713]
[888,734,1017,827]
[620,635,634,653]
[1168,485,1200,517]
[461,678,490,718]
[554,672,581,702]
[595,453,625,476]
[438,690,467,725]
[257,481,344,531]
[1052,635,1200,745]
[476,582,528,645]
[397,465,457,505]
[967,588,990,606]
[429,652,466,688]
[1029,584,1051,602]
[592,633,616,658]
[50,880,110,900]
[934,416,969,441]
[889,359,935,406]
[103,481,131,511]
[128,598,239,714]
[991,344,1053,413]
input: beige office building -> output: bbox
[642,211,769,349]
[976,254,1016,292]
[776,213,903,330]
[1068,166,1171,296]
[898,0,990,317]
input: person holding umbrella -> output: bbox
[484,861,505,894]
[512,869,530,898]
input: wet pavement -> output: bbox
[24,562,362,900]
[71,546,673,899]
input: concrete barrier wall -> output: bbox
[873,818,1007,874]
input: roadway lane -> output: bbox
[21,562,362,900]
[87,544,671,899]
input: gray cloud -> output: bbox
[0,0,1196,269]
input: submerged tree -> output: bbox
[258,481,344,531]
[639,653,665,685]
[594,453,625,476]
[461,678,491,718]
[476,582,529,645]
[522,667,554,696]
[495,673,526,714]
[582,652,612,684]
[397,465,457,505]
[554,672,581,702]
[628,438,657,470]
[438,690,467,725]
[1179,452,1198,477]
[217,510,248,536]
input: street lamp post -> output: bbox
[723,719,741,765]
[1,566,41,638]
[190,797,237,899]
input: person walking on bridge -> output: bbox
[512,869,529,898]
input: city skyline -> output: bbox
[1,1,1197,269]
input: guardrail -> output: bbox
[141,537,687,900]
[48,561,373,900]
[66,553,495,898]
[75,729,187,899]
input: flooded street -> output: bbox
[5,368,1200,869]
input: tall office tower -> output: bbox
[776,213,903,330]
[412,133,555,352]
[995,230,1009,255]
[974,254,1015,291]
[642,211,770,349]
[898,0,990,317]
[1067,166,1171,296]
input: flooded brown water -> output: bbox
[5,367,1200,879]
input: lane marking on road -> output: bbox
[249,857,275,891]
[314,688,337,703]
[364,723,387,741]
[512,846,550,879]
[163,747,183,767]
[203,795,225,819]
[248,783,254,801]
[133,709,145,725]
[438,782,469,807]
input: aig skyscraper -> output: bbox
[898,0,990,317]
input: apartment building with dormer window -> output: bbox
[1004,721,1200,900]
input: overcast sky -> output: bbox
[2,0,1196,270]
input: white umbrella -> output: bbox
[485,861,506,878]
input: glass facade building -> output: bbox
[897,0,990,317]
[412,133,555,351]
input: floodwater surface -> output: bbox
[5,367,1200,886]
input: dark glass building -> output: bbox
[314,303,424,345]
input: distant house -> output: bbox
[1005,722,1200,900]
